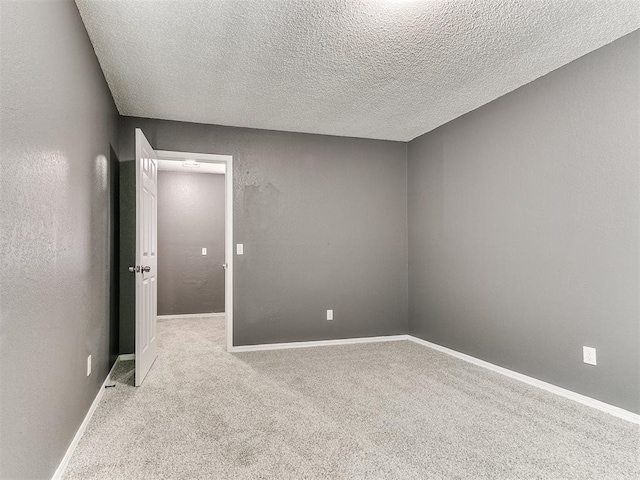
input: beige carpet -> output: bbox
[63,317,639,479]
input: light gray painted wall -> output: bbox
[407,31,640,414]
[118,117,408,350]
[157,171,225,315]
[0,1,119,478]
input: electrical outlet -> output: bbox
[87,355,92,376]
[327,309,333,321]
[583,346,597,366]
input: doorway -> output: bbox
[155,150,234,353]
[132,130,234,386]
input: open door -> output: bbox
[134,128,158,386]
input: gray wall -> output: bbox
[157,171,225,315]
[109,149,120,367]
[407,31,640,414]
[118,117,408,350]
[0,1,119,478]
[119,160,136,356]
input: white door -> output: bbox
[134,128,158,386]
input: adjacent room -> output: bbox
[1,1,638,479]
[157,159,226,320]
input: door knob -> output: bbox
[128,265,150,273]
[222,263,228,270]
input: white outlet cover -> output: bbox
[236,244,243,255]
[327,309,333,321]
[87,355,92,376]
[583,346,597,366]
[201,247,207,256]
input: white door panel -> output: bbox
[135,128,158,386]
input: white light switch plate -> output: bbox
[87,355,92,376]
[327,310,333,321]
[236,244,243,255]
[583,346,597,366]
[201,247,207,256]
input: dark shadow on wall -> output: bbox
[119,160,136,354]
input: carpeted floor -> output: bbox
[63,317,639,479]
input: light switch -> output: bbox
[201,247,207,256]
[236,244,244,255]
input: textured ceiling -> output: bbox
[76,0,639,141]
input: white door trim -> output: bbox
[157,313,225,320]
[155,149,234,352]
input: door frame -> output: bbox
[155,149,234,352]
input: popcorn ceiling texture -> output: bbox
[75,0,640,141]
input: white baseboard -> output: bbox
[157,312,225,320]
[49,335,635,480]
[229,334,410,353]
[407,335,640,425]
[51,358,120,480]
[230,332,638,423]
